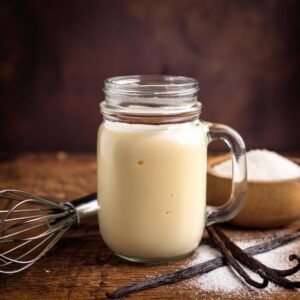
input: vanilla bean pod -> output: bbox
[212,226,300,289]
[207,226,268,288]
[107,227,300,299]
[270,254,300,277]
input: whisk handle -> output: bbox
[67,193,99,224]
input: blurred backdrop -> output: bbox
[0,0,299,153]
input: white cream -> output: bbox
[97,120,208,260]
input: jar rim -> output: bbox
[101,75,202,119]
[104,75,199,95]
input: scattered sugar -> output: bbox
[186,238,300,295]
[43,269,51,274]
[213,149,300,181]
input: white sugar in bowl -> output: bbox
[207,152,300,228]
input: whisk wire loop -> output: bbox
[0,189,97,274]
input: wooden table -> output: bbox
[0,153,299,300]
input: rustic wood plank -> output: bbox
[0,153,299,299]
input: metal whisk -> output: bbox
[0,189,98,274]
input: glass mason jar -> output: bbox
[98,75,247,263]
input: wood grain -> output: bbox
[0,153,299,299]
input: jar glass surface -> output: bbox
[98,75,208,262]
[101,75,201,123]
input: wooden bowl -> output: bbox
[207,154,300,228]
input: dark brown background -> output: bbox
[0,0,299,153]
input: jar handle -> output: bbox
[205,122,247,226]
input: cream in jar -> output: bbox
[98,121,207,259]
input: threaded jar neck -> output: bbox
[101,75,202,124]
